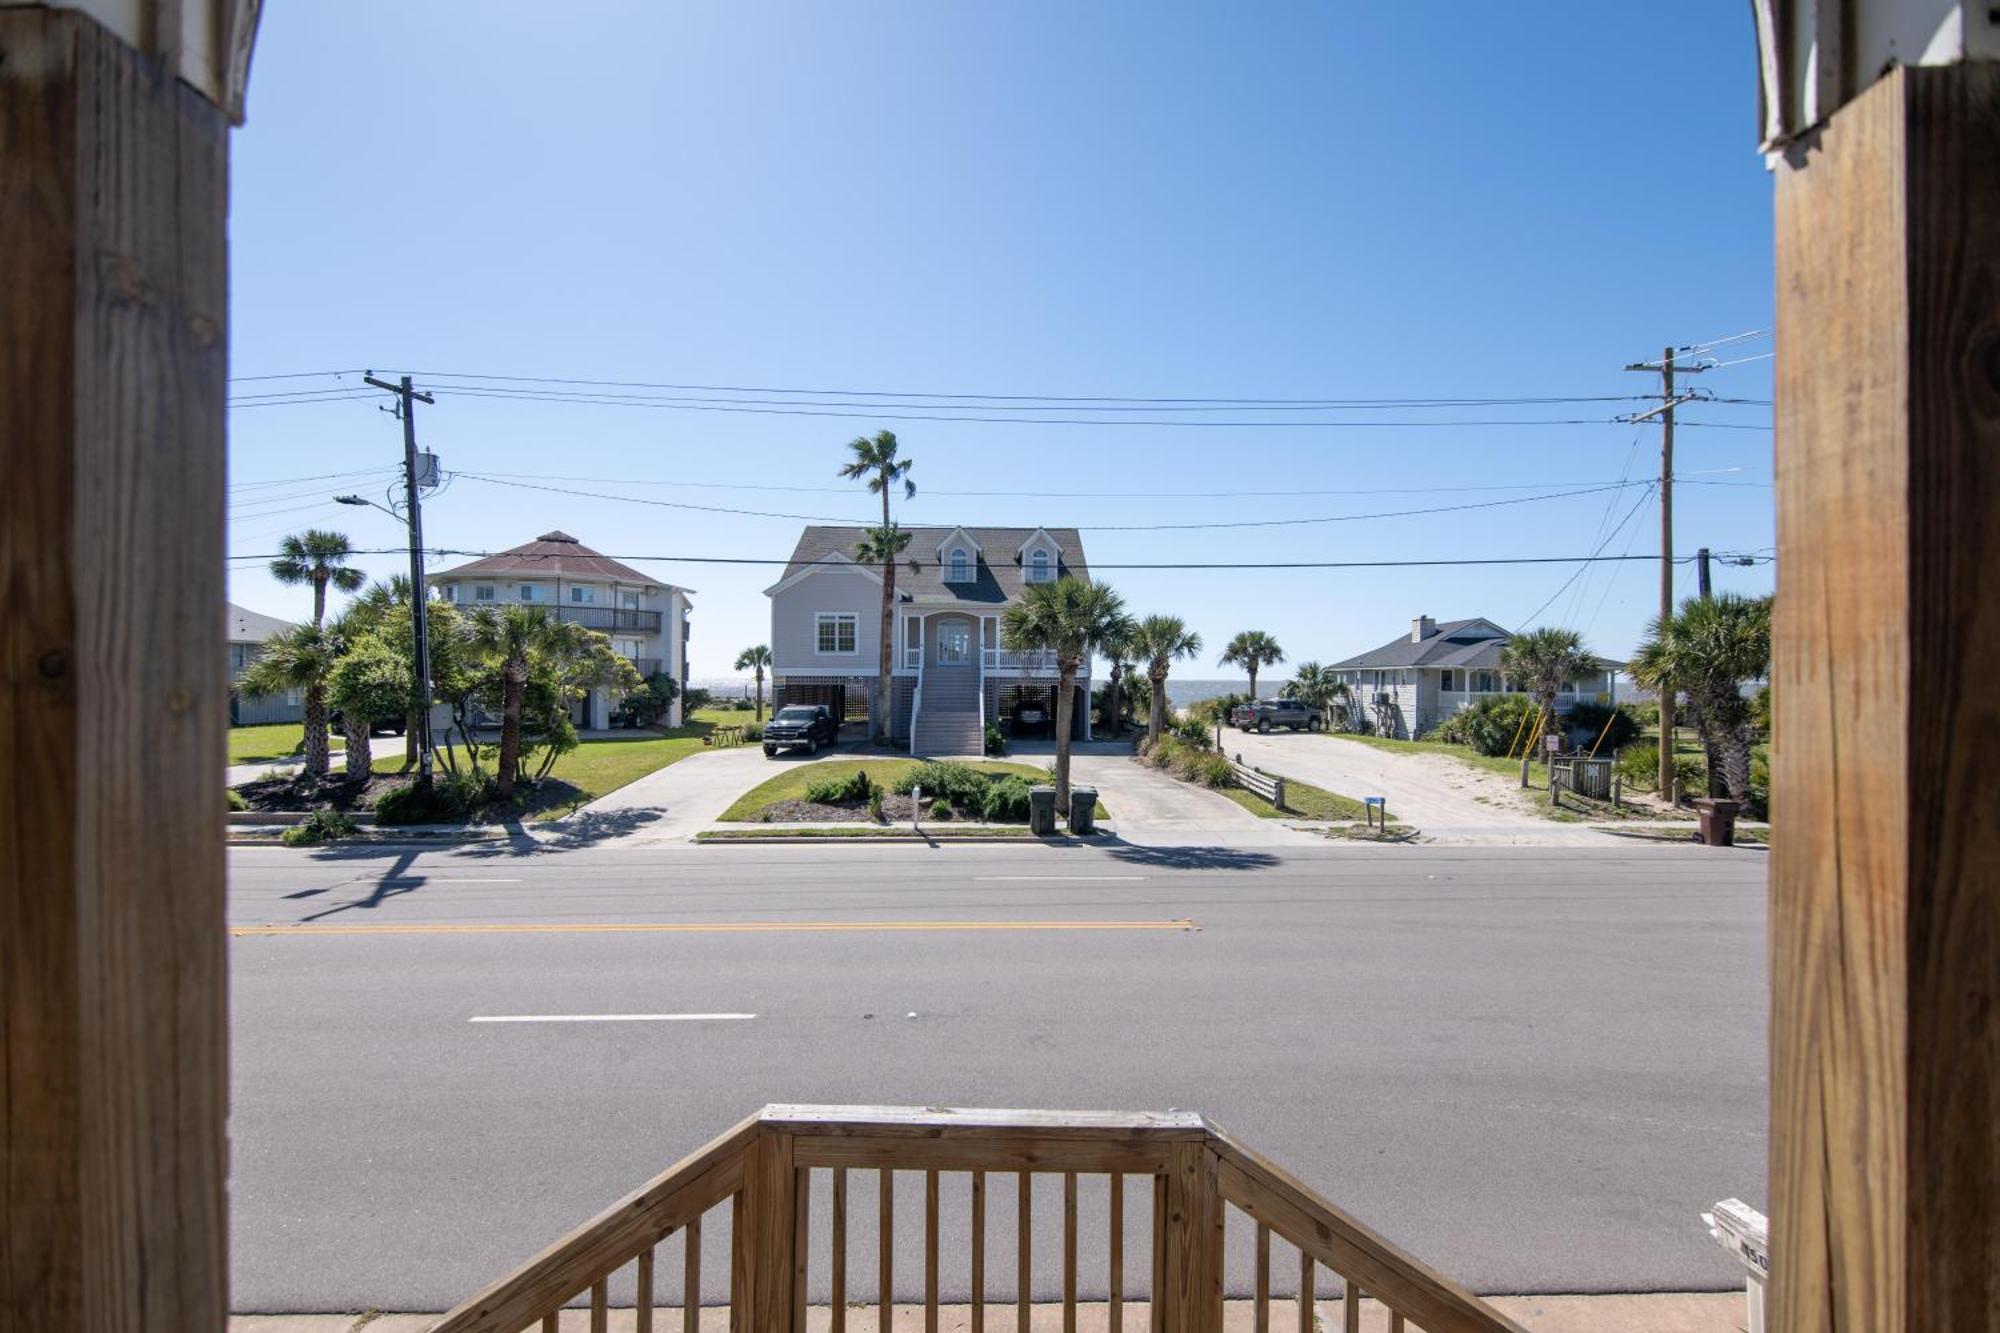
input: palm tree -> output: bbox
[1219,630,1285,701]
[852,523,913,740]
[1282,660,1347,728]
[1630,593,1771,803]
[239,623,340,778]
[1001,578,1127,810]
[1498,626,1595,756]
[1098,615,1139,738]
[468,605,592,799]
[269,529,366,628]
[734,644,773,721]
[839,431,915,742]
[1129,615,1204,748]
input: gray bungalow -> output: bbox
[1329,615,1618,740]
[766,526,1090,756]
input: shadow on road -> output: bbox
[1099,840,1281,871]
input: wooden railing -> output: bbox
[429,1106,1523,1333]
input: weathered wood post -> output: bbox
[1,5,256,1332]
[1751,5,2000,1329]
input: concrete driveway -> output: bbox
[1061,750,1316,848]
[572,740,860,843]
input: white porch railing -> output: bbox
[903,645,923,670]
[983,647,1059,672]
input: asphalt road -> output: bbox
[227,838,1768,1312]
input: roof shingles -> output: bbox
[779,527,1087,606]
[432,532,680,589]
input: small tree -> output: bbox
[1098,615,1138,737]
[734,644,773,721]
[1283,661,1347,727]
[1220,630,1285,700]
[1630,593,1772,803]
[1498,627,1595,757]
[468,606,594,799]
[325,632,410,783]
[1129,615,1204,749]
[239,623,339,778]
[1002,578,1127,809]
[269,529,365,629]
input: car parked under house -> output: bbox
[1329,615,1619,739]
[766,525,1091,757]
[430,531,694,728]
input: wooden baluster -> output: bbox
[1341,1279,1359,1333]
[1253,1225,1269,1333]
[686,1217,704,1333]
[733,1190,750,1333]
[1296,1255,1312,1333]
[1018,1172,1033,1333]
[972,1171,987,1333]
[832,1169,849,1333]
[592,1277,610,1333]
[1062,1173,1078,1333]
[1388,1314,1405,1333]
[542,1313,559,1333]
[639,1245,657,1333]
[1150,1175,1166,1333]
[1108,1173,1124,1333]
[926,1170,942,1333]
[881,1169,895,1333]
[795,1167,813,1333]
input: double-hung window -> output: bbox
[950,550,970,583]
[473,584,496,602]
[1439,669,1457,692]
[570,585,596,605]
[817,612,858,654]
[519,584,537,602]
[1028,550,1051,583]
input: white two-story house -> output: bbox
[430,531,693,728]
[1329,615,1619,740]
[766,525,1090,756]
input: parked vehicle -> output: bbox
[1231,698,1321,733]
[326,709,407,737]
[762,704,839,757]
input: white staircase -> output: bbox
[911,667,982,756]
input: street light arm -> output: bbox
[334,493,408,525]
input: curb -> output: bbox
[694,832,1105,846]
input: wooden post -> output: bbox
[0,11,230,1333]
[1161,1145,1222,1333]
[1768,61,2000,1333]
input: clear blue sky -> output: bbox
[227,2,1775,685]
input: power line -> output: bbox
[227,543,1768,572]
[228,369,369,382]
[1516,484,1660,627]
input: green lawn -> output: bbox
[227,723,342,765]
[520,727,717,820]
[719,759,1104,823]
[1220,776,1383,821]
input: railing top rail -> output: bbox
[1206,1120,1529,1333]
[759,1103,1207,1138]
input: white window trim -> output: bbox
[519,584,538,601]
[948,549,972,583]
[474,584,496,602]
[570,585,597,604]
[816,611,861,656]
[1027,550,1054,583]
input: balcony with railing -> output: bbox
[556,605,664,633]
[429,1105,1521,1333]
[983,647,1061,674]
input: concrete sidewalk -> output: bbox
[229,1294,1745,1333]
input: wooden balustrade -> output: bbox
[429,1107,1523,1333]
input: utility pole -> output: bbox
[1625,346,1706,802]
[363,373,438,786]
[1697,547,1713,599]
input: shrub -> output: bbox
[866,787,885,821]
[1630,700,1660,730]
[226,789,249,812]
[890,761,990,806]
[805,768,875,805]
[929,797,954,820]
[979,776,1034,822]
[1435,693,1539,756]
[1187,693,1247,728]
[374,772,484,825]
[1614,742,1705,799]
[1183,751,1235,788]
[1749,684,1772,739]
[984,723,1007,756]
[743,724,763,742]
[1747,747,1769,819]
[1171,714,1214,749]
[282,809,358,846]
[1565,701,1640,754]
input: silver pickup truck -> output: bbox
[1230,698,1322,733]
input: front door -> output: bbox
[936,619,972,665]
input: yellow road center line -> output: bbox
[230,918,1196,938]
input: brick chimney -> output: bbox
[1412,615,1435,644]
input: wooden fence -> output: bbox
[1227,760,1285,810]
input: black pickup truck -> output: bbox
[762,704,840,757]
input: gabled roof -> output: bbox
[775,526,1088,606]
[1015,527,1064,559]
[761,551,885,598]
[431,532,680,590]
[226,602,294,644]
[933,526,984,561]
[1331,616,1620,672]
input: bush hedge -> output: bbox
[1430,693,1538,756]
[1565,701,1640,754]
[374,771,485,825]
[805,768,875,805]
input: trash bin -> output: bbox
[1068,785,1098,835]
[1694,798,1741,846]
[1028,784,1058,837]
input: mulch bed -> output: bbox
[752,794,987,824]
[232,769,585,823]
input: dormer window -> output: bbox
[950,550,971,583]
[1028,550,1052,583]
